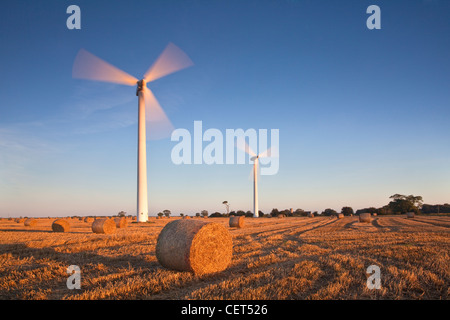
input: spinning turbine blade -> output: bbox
[236,139,257,158]
[144,43,194,83]
[143,87,175,140]
[73,49,138,86]
[258,146,279,159]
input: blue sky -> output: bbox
[1,0,449,217]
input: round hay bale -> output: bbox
[24,218,37,227]
[229,216,245,228]
[114,217,128,228]
[91,218,116,234]
[52,219,70,232]
[338,213,344,219]
[406,212,415,219]
[359,213,372,223]
[156,219,233,275]
[277,214,285,219]
[372,213,377,217]
[84,217,94,223]
[182,216,191,219]
[307,212,314,218]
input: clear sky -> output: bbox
[1,0,449,217]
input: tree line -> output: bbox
[147,194,448,218]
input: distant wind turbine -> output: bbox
[72,43,193,222]
[237,140,276,218]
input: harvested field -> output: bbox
[0,216,448,300]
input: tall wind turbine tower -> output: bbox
[237,140,275,218]
[251,155,259,218]
[72,43,193,222]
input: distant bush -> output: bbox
[341,207,354,216]
[321,208,337,216]
[422,203,450,214]
[209,212,223,218]
[245,211,254,217]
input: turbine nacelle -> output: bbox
[250,156,259,162]
[136,79,146,96]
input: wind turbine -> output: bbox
[72,43,193,222]
[237,140,275,218]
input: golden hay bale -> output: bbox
[24,219,37,227]
[52,219,70,232]
[307,212,314,218]
[372,213,377,217]
[229,216,245,228]
[114,217,128,228]
[359,213,372,223]
[91,218,116,234]
[338,213,344,219]
[84,217,94,223]
[277,214,285,218]
[182,216,191,219]
[16,218,25,223]
[156,219,233,275]
[406,212,415,219]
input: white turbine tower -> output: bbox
[72,43,193,222]
[237,140,275,218]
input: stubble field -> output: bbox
[0,215,448,300]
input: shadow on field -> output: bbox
[0,228,55,233]
[0,228,92,234]
[0,242,164,299]
[0,243,158,271]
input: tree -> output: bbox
[201,210,208,218]
[321,208,338,216]
[341,207,354,216]
[195,212,201,217]
[377,206,391,215]
[270,208,279,217]
[245,211,253,217]
[222,201,230,215]
[388,194,423,214]
[389,194,423,208]
[157,212,164,218]
[163,209,171,218]
[356,207,381,215]
[210,212,223,217]
[117,211,126,217]
[293,208,306,217]
[422,204,450,214]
